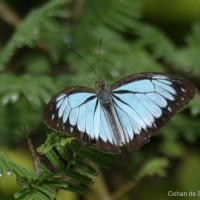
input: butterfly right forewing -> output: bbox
[111,73,196,150]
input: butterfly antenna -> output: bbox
[69,46,100,79]
[98,38,102,80]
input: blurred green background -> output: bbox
[0,0,200,199]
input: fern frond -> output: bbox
[0,73,56,106]
[135,157,169,180]
[74,159,99,176]
[0,151,13,176]
[45,150,65,170]
[66,169,94,186]
[172,23,200,76]
[38,132,116,193]
[0,151,86,199]
[0,0,72,69]
[14,186,56,200]
[80,146,116,168]
[135,24,177,62]
[38,132,74,153]
[103,0,142,31]
[68,0,163,80]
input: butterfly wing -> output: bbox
[44,73,196,154]
[44,87,121,153]
[111,73,196,150]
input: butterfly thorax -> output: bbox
[96,80,113,108]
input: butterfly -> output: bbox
[44,73,196,153]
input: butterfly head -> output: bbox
[95,80,107,91]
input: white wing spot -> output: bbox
[181,97,185,101]
[181,88,186,93]
[168,107,172,112]
[70,127,73,133]
[52,114,55,120]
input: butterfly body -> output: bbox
[97,80,112,107]
[44,73,196,153]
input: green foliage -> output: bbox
[0,134,116,200]
[0,151,57,200]
[0,0,200,199]
[0,74,56,146]
[0,0,71,68]
[38,132,116,170]
[135,157,169,180]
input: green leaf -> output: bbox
[14,188,55,200]
[0,74,56,106]
[80,147,116,169]
[136,24,177,63]
[45,150,65,170]
[37,132,74,153]
[14,188,32,200]
[74,159,99,176]
[66,169,94,186]
[36,184,56,200]
[55,145,72,162]
[51,181,85,194]
[135,157,169,180]
[0,151,13,176]
[0,0,72,69]
[37,132,116,194]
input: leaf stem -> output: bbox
[25,128,41,175]
[0,0,21,27]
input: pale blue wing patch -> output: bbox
[155,85,175,100]
[68,93,93,107]
[93,101,101,140]
[113,93,156,129]
[69,107,79,126]
[99,108,115,144]
[146,93,167,108]
[114,104,134,142]
[85,98,96,139]
[55,91,117,145]
[63,102,70,123]
[112,75,179,144]
[152,80,176,94]
[57,98,68,118]
[55,92,100,139]
[135,94,162,118]
[155,78,172,85]
[114,80,154,92]
[77,104,86,133]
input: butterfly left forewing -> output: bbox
[111,73,196,150]
[44,86,121,153]
[44,87,97,142]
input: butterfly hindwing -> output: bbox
[111,73,196,150]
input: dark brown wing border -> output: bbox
[111,73,196,151]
